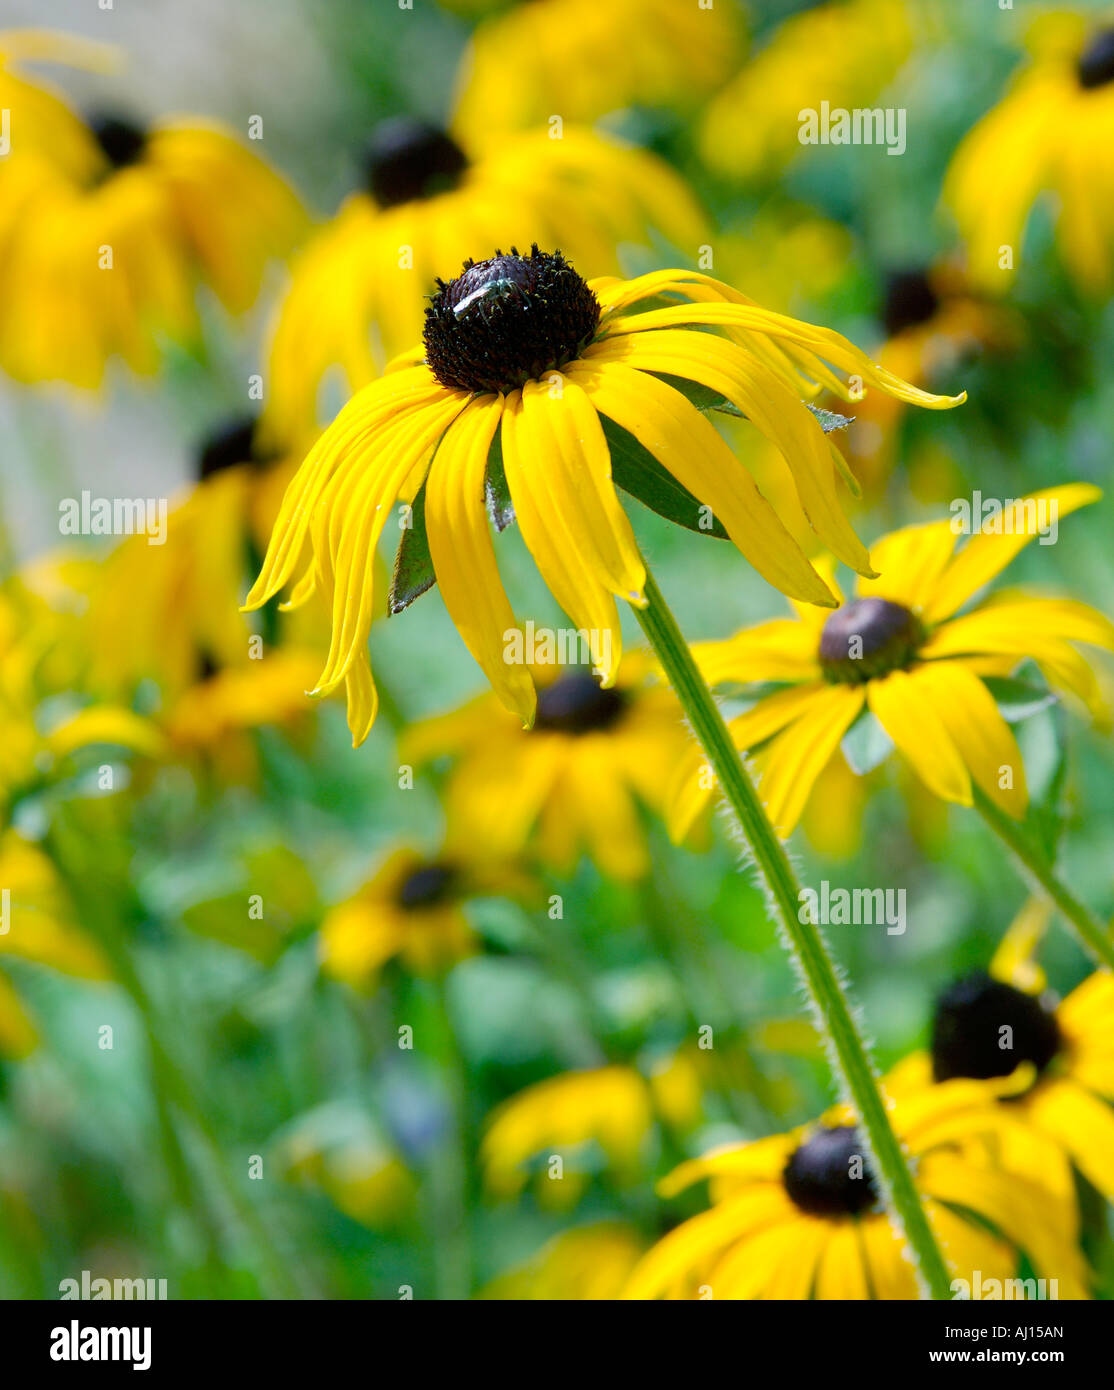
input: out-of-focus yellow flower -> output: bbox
[890,904,1114,1209]
[0,828,110,1058]
[83,419,319,704]
[945,13,1114,294]
[699,0,912,184]
[669,486,1114,841]
[451,0,743,135]
[263,124,706,442]
[319,847,481,989]
[0,585,163,816]
[838,264,1022,491]
[481,1066,653,1207]
[0,32,304,387]
[625,1073,1089,1299]
[405,656,695,882]
[276,1103,416,1228]
[482,1222,646,1300]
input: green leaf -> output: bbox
[388,479,436,614]
[841,707,894,776]
[805,403,855,434]
[484,430,515,531]
[983,676,1059,724]
[602,414,729,539]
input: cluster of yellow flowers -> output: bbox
[1,0,1113,1302]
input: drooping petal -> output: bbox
[586,330,873,574]
[425,394,537,726]
[568,360,837,607]
[243,368,449,610]
[500,388,624,685]
[519,374,646,602]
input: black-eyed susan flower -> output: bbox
[319,847,483,989]
[481,1222,646,1300]
[888,907,1114,1208]
[945,13,1114,294]
[83,416,327,704]
[403,656,695,882]
[451,0,743,135]
[481,1065,653,1208]
[246,250,963,745]
[669,485,1113,841]
[698,0,911,184]
[0,35,304,386]
[623,1077,1089,1300]
[263,126,707,441]
[0,584,162,818]
[839,263,1021,492]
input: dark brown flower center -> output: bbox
[1078,27,1114,89]
[362,119,468,208]
[534,672,626,735]
[196,417,274,481]
[423,246,601,395]
[396,863,457,911]
[881,269,939,337]
[819,597,925,683]
[931,972,1062,1082]
[783,1125,879,1217]
[89,113,147,170]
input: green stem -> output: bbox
[632,569,952,1301]
[427,976,473,1300]
[974,788,1114,972]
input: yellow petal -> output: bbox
[751,684,865,835]
[866,668,971,805]
[587,331,872,574]
[569,360,837,607]
[913,661,1028,817]
[922,485,1102,623]
[425,395,536,725]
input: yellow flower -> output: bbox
[0,34,304,386]
[481,1066,653,1208]
[246,249,963,746]
[318,847,480,988]
[0,584,163,816]
[888,908,1114,1209]
[481,1222,646,1300]
[0,829,110,1058]
[669,485,1113,841]
[262,125,706,441]
[945,13,1114,293]
[698,0,912,184]
[838,263,1021,492]
[404,656,696,882]
[624,1077,1090,1299]
[276,1103,415,1228]
[83,418,321,703]
[451,0,743,135]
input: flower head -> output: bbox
[889,904,1114,1210]
[246,254,963,746]
[945,13,1114,292]
[263,126,707,440]
[623,1076,1089,1299]
[0,31,304,386]
[669,485,1113,840]
[319,847,485,988]
[404,654,695,882]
